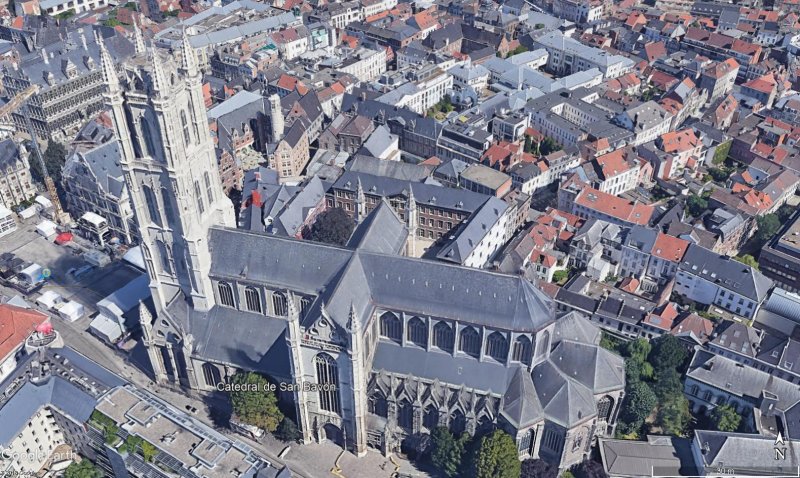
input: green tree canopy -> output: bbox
[657,395,691,436]
[755,214,781,246]
[648,335,688,374]
[685,194,708,217]
[652,368,683,403]
[574,458,608,478]
[618,381,657,433]
[711,404,741,432]
[472,430,522,478]
[275,417,303,442]
[777,204,796,223]
[229,372,283,432]
[430,427,466,478]
[623,339,651,362]
[521,459,558,478]
[65,460,102,478]
[712,141,731,165]
[734,254,759,269]
[305,207,355,246]
[540,137,562,156]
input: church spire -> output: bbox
[98,33,120,94]
[133,19,145,55]
[150,50,168,95]
[179,27,199,76]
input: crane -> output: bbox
[0,85,70,225]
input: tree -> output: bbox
[652,368,682,402]
[574,459,608,478]
[521,459,558,478]
[540,137,562,156]
[657,395,691,436]
[755,214,781,245]
[708,167,732,182]
[430,427,466,478]
[734,254,759,269]
[711,404,741,432]
[777,204,796,223]
[712,141,732,165]
[141,440,157,462]
[472,430,521,478]
[65,460,102,478]
[275,417,303,442]
[648,335,688,374]
[623,339,651,362]
[618,381,657,433]
[552,269,569,284]
[305,207,355,246]
[229,372,283,432]
[685,194,708,217]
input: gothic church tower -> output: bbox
[100,33,234,313]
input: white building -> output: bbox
[0,140,37,209]
[361,0,398,17]
[615,101,672,146]
[0,205,16,238]
[534,31,634,79]
[674,244,773,319]
[338,47,387,82]
[448,63,490,92]
[375,68,453,115]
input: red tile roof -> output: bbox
[574,185,654,225]
[651,232,689,262]
[0,305,48,361]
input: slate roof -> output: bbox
[0,347,125,445]
[694,430,800,473]
[208,226,554,332]
[0,140,21,172]
[347,155,430,182]
[599,436,695,478]
[346,200,408,255]
[64,141,126,199]
[436,196,509,264]
[678,244,773,302]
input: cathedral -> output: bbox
[99,33,625,470]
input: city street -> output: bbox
[0,220,425,478]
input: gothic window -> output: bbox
[423,405,438,430]
[512,336,533,364]
[161,187,174,223]
[272,291,288,316]
[369,391,388,417]
[398,399,413,430]
[141,117,157,158]
[142,184,161,226]
[459,326,481,358]
[485,331,509,362]
[244,287,262,313]
[181,110,191,146]
[518,429,534,454]
[204,172,213,205]
[597,396,614,421]
[450,409,466,434]
[536,330,551,357]
[433,321,454,353]
[195,181,205,215]
[315,353,340,414]
[218,281,235,307]
[407,316,427,347]
[379,312,402,343]
[202,363,222,387]
[155,240,172,274]
[299,296,312,318]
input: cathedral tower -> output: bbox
[101,33,234,313]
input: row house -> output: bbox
[673,243,773,319]
[558,179,655,229]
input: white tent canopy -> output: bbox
[57,301,84,322]
[19,264,44,285]
[89,314,125,344]
[36,220,58,238]
[36,290,62,309]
